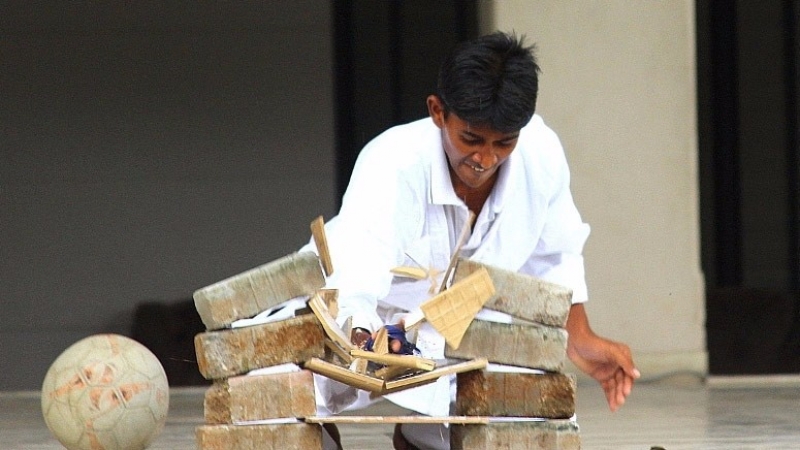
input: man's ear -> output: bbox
[427,95,446,129]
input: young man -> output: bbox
[305,31,639,450]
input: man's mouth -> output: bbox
[467,164,486,173]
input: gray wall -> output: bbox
[0,3,335,390]
[490,1,707,377]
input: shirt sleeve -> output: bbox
[300,130,425,331]
[518,125,591,304]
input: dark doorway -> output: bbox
[331,0,479,201]
[697,0,800,374]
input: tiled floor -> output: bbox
[3,376,800,449]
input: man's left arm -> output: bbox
[565,303,640,411]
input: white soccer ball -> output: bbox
[41,334,170,450]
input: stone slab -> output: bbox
[196,423,322,450]
[195,314,325,379]
[444,319,567,371]
[456,370,576,418]
[194,251,325,330]
[204,370,316,424]
[454,258,573,327]
[451,420,580,450]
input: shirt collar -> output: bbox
[430,137,462,206]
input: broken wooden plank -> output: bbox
[319,289,339,319]
[451,420,581,450]
[195,314,325,380]
[372,326,389,355]
[456,370,576,419]
[421,267,495,349]
[308,292,354,353]
[196,423,322,450]
[302,357,384,393]
[438,211,475,293]
[204,370,316,424]
[444,320,567,372]
[194,252,325,330]
[324,339,353,365]
[374,364,414,380]
[382,358,487,394]
[349,349,436,371]
[305,415,489,425]
[453,259,573,327]
[310,216,333,277]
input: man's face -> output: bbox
[427,96,519,190]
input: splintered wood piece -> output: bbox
[324,339,353,365]
[308,293,354,353]
[421,267,495,349]
[196,423,322,450]
[304,415,489,425]
[456,371,576,419]
[194,314,325,380]
[372,327,389,355]
[382,358,488,394]
[302,358,384,393]
[374,364,414,380]
[438,210,476,293]
[204,370,316,424]
[390,266,428,280]
[445,320,568,372]
[350,357,369,375]
[319,289,339,318]
[451,420,581,450]
[453,259,573,327]
[349,349,436,371]
[310,216,333,277]
[193,251,325,330]
[402,309,426,331]
[304,356,487,397]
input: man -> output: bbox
[304,31,639,449]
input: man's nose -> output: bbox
[471,147,498,168]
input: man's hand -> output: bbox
[352,321,417,354]
[566,304,640,412]
[351,327,372,349]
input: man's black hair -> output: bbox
[436,31,540,133]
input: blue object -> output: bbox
[364,324,420,356]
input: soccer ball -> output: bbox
[41,334,169,450]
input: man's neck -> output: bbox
[451,170,498,216]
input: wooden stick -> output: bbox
[349,349,436,371]
[310,216,333,277]
[308,293,353,352]
[438,211,475,293]
[372,326,389,355]
[304,415,490,425]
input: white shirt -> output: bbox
[302,114,590,332]
[303,114,590,416]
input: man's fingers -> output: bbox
[615,369,627,408]
[601,378,617,412]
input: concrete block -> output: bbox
[205,370,316,424]
[195,314,325,379]
[456,370,576,418]
[196,423,322,450]
[194,252,325,330]
[445,320,567,371]
[451,420,580,449]
[454,259,572,327]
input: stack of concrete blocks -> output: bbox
[447,259,581,449]
[190,250,580,449]
[192,252,328,449]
